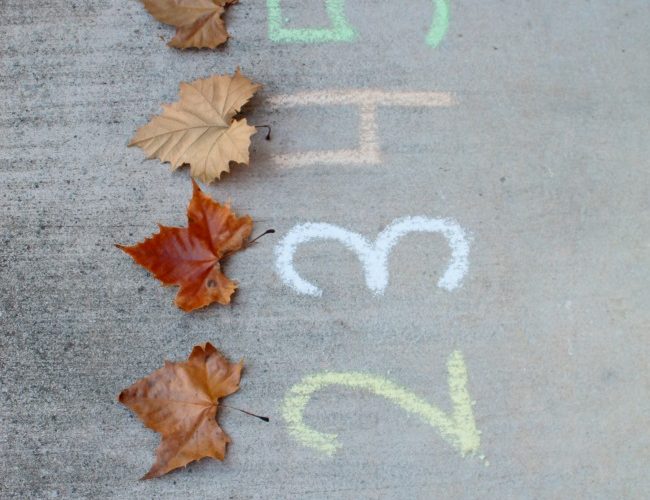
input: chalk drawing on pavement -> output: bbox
[282,350,481,456]
[275,216,470,297]
[268,0,356,43]
[267,0,450,47]
[268,89,457,168]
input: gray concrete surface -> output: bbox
[1,0,649,498]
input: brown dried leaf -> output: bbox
[141,0,239,49]
[129,69,261,183]
[116,180,253,311]
[119,342,242,479]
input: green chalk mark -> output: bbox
[282,351,480,457]
[268,0,449,47]
[427,0,450,48]
[267,0,357,43]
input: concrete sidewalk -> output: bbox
[1,0,649,498]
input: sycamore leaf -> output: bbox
[141,0,239,49]
[129,70,260,184]
[119,342,242,479]
[116,180,253,311]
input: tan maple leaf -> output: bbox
[119,342,243,479]
[141,0,239,49]
[129,69,261,183]
[116,180,253,311]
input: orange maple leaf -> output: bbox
[119,342,242,479]
[116,180,252,311]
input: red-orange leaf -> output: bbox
[117,180,252,311]
[119,342,242,479]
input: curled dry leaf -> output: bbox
[141,0,239,49]
[129,69,261,183]
[119,342,242,479]
[116,180,253,311]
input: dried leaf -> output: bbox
[116,180,253,311]
[141,0,239,49]
[129,69,260,183]
[119,342,242,479]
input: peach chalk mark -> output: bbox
[282,351,480,457]
[268,89,457,168]
[275,216,470,297]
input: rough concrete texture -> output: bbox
[1,0,649,498]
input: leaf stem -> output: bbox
[221,229,275,260]
[255,125,272,140]
[249,229,276,245]
[220,404,269,422]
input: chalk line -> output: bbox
[267,0,450,48]
[282,351,480,456]
[268,90,457,168]
[275,216,470,296]
[267,90,457,108]
[268,0,357,44]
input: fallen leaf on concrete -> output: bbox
[116,180,252,311]
[141,0,239,49]
[119,342,242,479]
[129,69,260,183]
